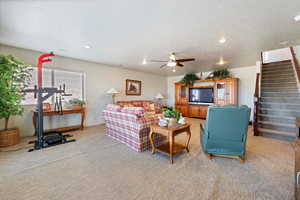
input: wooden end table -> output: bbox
[32,107,86,134]
[149,123,191,164]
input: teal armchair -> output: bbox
[200,105,251,162]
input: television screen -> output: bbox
[189,88,214,103]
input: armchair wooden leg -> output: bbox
[238,156,245,163]
[207,153,213,160]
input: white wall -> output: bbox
[0,44,167,137]
[263,48,291,63]
[167,63,260,119]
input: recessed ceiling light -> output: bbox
[84,45,91,49]
[294,14,300,22]
[219,37,226,44]
[142,58,147,65]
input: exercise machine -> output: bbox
[23,52,76,152]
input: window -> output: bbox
[22,68,85,105]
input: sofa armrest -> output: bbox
[137,115,159,129]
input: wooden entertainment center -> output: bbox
[175,78,239,118]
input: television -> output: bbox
[189,88,214,104]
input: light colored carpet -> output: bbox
[0,118,294,200]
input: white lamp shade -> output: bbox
[155,93,164,99]
[107,88,119,94]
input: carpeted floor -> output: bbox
[0,118,295,200]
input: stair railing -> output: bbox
[253,72,260,136]
[290,47,300,91]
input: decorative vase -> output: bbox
[168,118,177,127]
[0,128,20,147]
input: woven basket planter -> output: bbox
[0,128,20,147]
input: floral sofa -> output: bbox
[103,101,165,152]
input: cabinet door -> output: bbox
[188,105,200,118]
[199,106,208,118]
[176,105,188,117]
[214,81,226,105]
[175,83,188,105]
[181,106,189,117]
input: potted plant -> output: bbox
[0,55,32,147]
[180,73,200,86]
[207,68,231,79]
[162,107,181,127]
[68,98,86,109]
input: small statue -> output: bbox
[178,113,186,125]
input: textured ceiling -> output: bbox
[0,0,300,76]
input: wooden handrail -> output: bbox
[253,73,260,136]
[290,47,300,87]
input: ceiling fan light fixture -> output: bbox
[167,61,177,67]
[172,67,176,72]
[169,53,176,60]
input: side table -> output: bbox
[149,123,191,164]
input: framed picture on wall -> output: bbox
[126,79,142,96]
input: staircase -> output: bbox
[257,60,300,140]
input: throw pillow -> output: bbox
[106,104,122,112]
[149,103,155,111]
[121,107,145,117]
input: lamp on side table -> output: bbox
[155,93,164,105]
[107,88,119,104]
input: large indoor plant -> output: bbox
[180,73,200,86]
[0,55,32,147]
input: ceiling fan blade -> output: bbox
[150,60,168,63]
[176,58,195,62]
[177,63,184,67]
[160,64,167,68]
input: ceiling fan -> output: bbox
[150,53,195,69]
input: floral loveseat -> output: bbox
[103,101,165,152]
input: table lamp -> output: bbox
[155,93,164,105]
[107,88,119,104]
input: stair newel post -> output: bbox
[290,46,300,92]
[253,73,260,136]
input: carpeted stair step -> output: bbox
[262,60,292,67]
[260,97,300,103]
[259,102,300,110]
[262,65,293,71]
[261,88,298,92]
[258,128,295,139]
[261,87,298,92]
[258,121,296,133]
[258,114,295,124]
[261,73,295,79]
[262,68,294,74]
[259,108,300,117]
[261,77,296,83]
[261,82,298,88]
[261,91,299,97]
